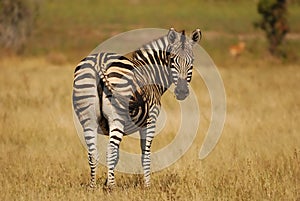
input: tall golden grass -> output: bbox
[0,57,299,200]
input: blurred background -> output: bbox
[1,0,299,64]
[0,0,299,200]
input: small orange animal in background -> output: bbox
[229,41,246,57]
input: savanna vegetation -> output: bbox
[0,0,299,200]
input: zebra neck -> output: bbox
[131,36,172,96]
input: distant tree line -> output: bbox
[0,0,291,57]
[0,0,39,54]
[255,0,289,57]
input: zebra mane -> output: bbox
[129,34,170,60]
[180,30,186,50]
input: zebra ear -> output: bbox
[191,29,202,45]
[167,28,177,44]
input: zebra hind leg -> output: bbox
[105,141,121,189]
[104,121,124,189]
[85,129,100,188]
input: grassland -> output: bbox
[0,0,299,200]
[0,57,299,200]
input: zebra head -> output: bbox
[167,28,201,100]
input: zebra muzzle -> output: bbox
[174,78,189,101]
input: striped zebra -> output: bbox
[72,28,201,188]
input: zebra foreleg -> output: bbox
[140,123,156,188]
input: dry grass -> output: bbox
[0,57,299,200]
[1,0,299,200]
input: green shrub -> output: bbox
[255,0,289,56]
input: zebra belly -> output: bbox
[96,117,143,136]
[98,93,148,135]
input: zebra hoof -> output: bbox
[88,182,97,189]
[143,183,151,189]
[103,178,115,191]
[103,184,115,193]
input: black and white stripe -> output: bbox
[72,28,201,188]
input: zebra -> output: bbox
[72,28,201,188]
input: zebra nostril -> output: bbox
[174,87,179,95]
[183,87,189,94]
